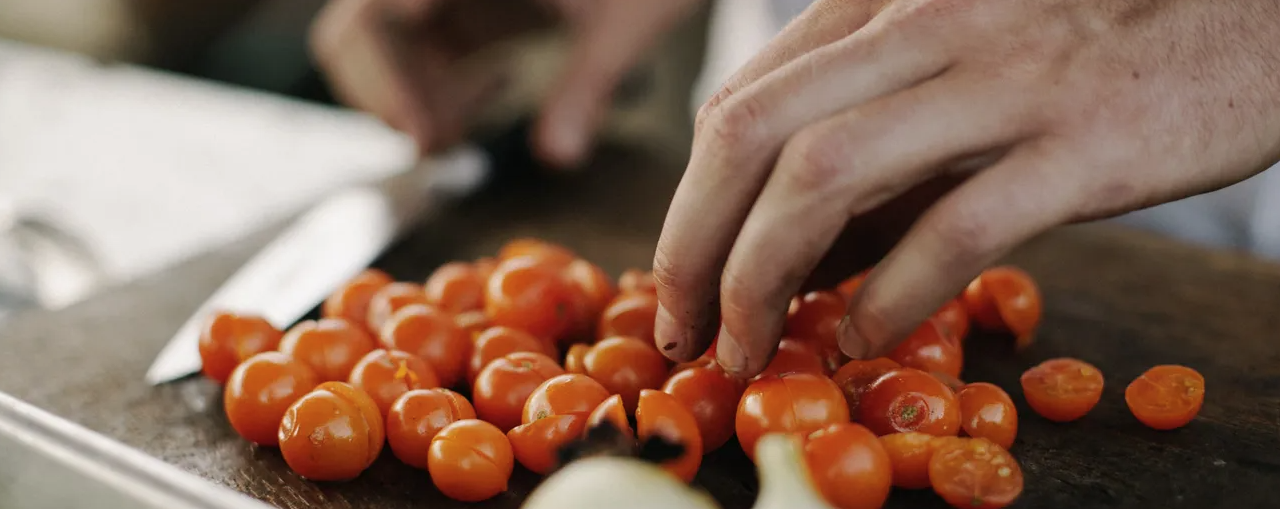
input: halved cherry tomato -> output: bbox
[736,372,850,461]
[858,367,961,437]
[348,349,440,416]
[803,423,893,509]
[522,374,612,424]
[224,352,318,446]
[753,338,827,380]
[563,343,590,375]
[428,419,514,502]
[836,270,870,300]
[958,382,1018,449]
[386,388,475,469]
[468,326,549,385]
[636,389,703,482]
[1125,364,1205,430]
[584,336,669,412]
[831,358,901,418]
[473,352,565,432]
[380,304,471,388]
[424,262,486,314]
[662,365,742,453]
[617,269,656,295]
[486,256,574,342]
[597,292,659,344]
[199,311,283,384]
[497,238,576,268]
[1020,358,1104,423]
[932,299,970,346]
[279,318,376,382]
[322,269,393,331]
[878,432,964,489]
[507,414,588,474]
[562,259,617,339]
[963,266,1042,348]
[454,310,491,338]
[586,394,632,435]
[366,282,430,333]
[929,437,1023,509]
[278,382,384,481]
[886,319,963,379]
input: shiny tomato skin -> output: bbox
[467,326,549,385]
[385,388,475,469]
[563,343,590,375]
[735,373,850,462]
[199,311,284,384]
[929,438,1024,509]
[662,366,743,453]
[963,266,1042,348]
[858,367,961,437]
[562,259,617,339]
[786,291,847,366]
[878,432,962,489]
[322,269,394,331]
[636,389,703,482]
[1125,364,1205,430]
[831,357,900,418]
[586,394,632,435]
[279,318,376,382]
[278,382,384,481]
[584,336,669,413]
[224,352,319,446]
[596,292,659,344]
[522,374,612,424]
[507,414,589,474]
[454,310,492,338]
[957,382,1018,449]
[753,338,827,380]
[497,238,576,268]
[348,349,440,416]
[366,282,431,333]
[424,262,486,314]
[886,319,963,380]
[379,304,471,388]
[933,299,970,345]
[428,419,514,502]
[617,269,657,295]
[1019,358,1105,423]
[485,256,574,342]
[803,423,893,509]
[472,352,565,432]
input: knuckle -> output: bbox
[698,93,768,152]
[694,86,734,133]
[650,242,687,298]
[777,127,848,193]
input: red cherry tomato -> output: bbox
[507,414,588,474]
[522,374,611,424]
[454,310,491,338]
[929,438,1024,509]
[878,432,964,489]
[785,291,849,374]
[736,372,849,461]
[858,367,961,437]
[366,282,430,333]
[1019,358,1104,423]
[617,269,657,295]
[1125,364,1205,430]
[584,336,669,413]
[596,292,659,344]
[497,238,576,268]
[485,256,574,342]
[562,259,617,339]
[662,365,742,454]
[279,318,376,382]
[586,394,632,435]
[886,319,963,380]
[424,262,486,314]
[322,269,393,331]
[428,419,514,502]
[278,382,384,481]
[803,423,893,509]
[957,382,1018,449]
[199,311,283,384]
[753,338,827,380]
[563,343,590,375]
[348,349,440,416]
[836,270,870,300]
[472,352,565,432]
[467,326,549,385]
[963,266,1042,348]
[932,299,970,345]
[224,352,318,446]
[831,357,901,418]
[636,389,703,482]
[380,304,471,388]
[385,388,475,469]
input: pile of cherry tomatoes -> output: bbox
[198,238,1206,509]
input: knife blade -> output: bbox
[144,144,491,385]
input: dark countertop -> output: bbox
[2,147,1279,509]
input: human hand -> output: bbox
[310,0,702,166]
[652,0,1280,377]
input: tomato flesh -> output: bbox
[929,438,1024,509]
[1125,364,1205,430]
[1020,358,1104,423]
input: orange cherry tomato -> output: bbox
[497,238,576,268]
[1020,357,1104,423]
[486,256,574,342]
[562,259,618,337]
[831,357,901,418]
[424,262,486,314]
[859,367,961,437]
[963,266,1042,348]
[563,343,590,375]
[385,388,475,469]
[736,372,850,461]
[278,382,384,481]
[472,352,565,432]
[473,257,498,282]
[636,389,703,482]
[366,282,430,333]
[596,292,659,344]
[1125,364,1205,430]
[957,382,1018,449]
[454,310,491,338]
[754,338,828,380]
[380,304,471,388]
[467,326,549,385]
[224,352,318,446]
[428,419,514,502]
[199,311,283,384]
[785,290,846,347]
[348,349,440,416]
[662,365,742,454]
[522,373,611,424]
[322,269,393,331]
[933,299,970,346]
[584,336,669,412]
[878,432,963,489]
[886,319,963,379]
[279,318,376,382]
[930,438,1024,509]
[586,394,632,435]
[617,269,657,295]
[803,423,892,509]
[836,270,870,300]
[507,414,588,474]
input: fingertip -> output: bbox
[654,303,690,362]
[534,99,592,169]
[715,327,749,375]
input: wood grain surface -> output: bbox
[2,147,1279,509]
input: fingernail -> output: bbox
[716,327,747,374]
[837,315,870,360]
[654,304,682,358]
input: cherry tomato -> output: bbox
[786,290,846,348]
[957,382,1018,449]
[366,282,430,333]
[662,366,742,454]
[586,394,632,435]
[468,326,549,385]
[497,238,576,268]
[199,311,283,384]
[754,338,828,380]
[474,257,498,281]
[736,372,850,461]
[831,358,901,418]
[930,438,1023,509]
[322,269,393,331]
[803,423,892,509]
[878,432,963,489]
[385,388,475,469]
[886,320,963,379]
[562,259,617,338]
[933,299,970,346]
[507,414,588,474]
[859,367,961,437]
[279,318,376,382]
[584,336,669,412]
[454,310,491,338]
[563,343,590,375]
[636,389,703,482]
[617,269,657,295]
[424,262,485,314]
[348,349,440,416]
[1019,358,1104,423]
[278,382,384,481]
[1125,364,1205,430]
[522,374,611,424]
[224,352,318,446]
[473,352,565,432]
[428,419,514,502]
[486,256,574,341]
[596,292,659,344]
[963,266,1042,348]
[836,270,870,300]
[380,304,471,388]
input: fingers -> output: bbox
[839,143,1077,359]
